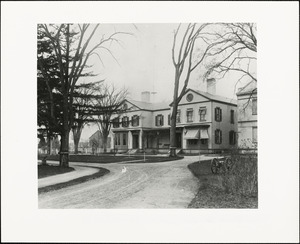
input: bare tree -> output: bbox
[204,23,257,87]
[38,24,130,166]
[72,81,104,154]
[169,23,212,157]
[94,84,128,153]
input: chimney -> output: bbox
[207,78,216,95]
[141,91,151,103]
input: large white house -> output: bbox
[110,79,238,154]
[236,80,257,149]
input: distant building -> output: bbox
[110,79,238,154]
[89,130,113,154]
[236,80,257,149]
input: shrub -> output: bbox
[220,154,258,197]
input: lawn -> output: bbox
[38,164,75,179]
[38,154,183,164]
[188,159,258,208]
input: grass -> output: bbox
[38,164,75,179]
[187,159,258,208]
[38,166,110,194]
[38,154,183,164]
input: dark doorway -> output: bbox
[132,134,139,149]
[176,133,182,148]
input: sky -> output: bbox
[78,23,253,141]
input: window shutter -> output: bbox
[220,109,222,121]
[220,130,222,144]
[137,116,139,126]
[131,116,133,126]
[215,107,217,121]
[162,115,164,126]
[215,130,218,144]
[155,116,158,126]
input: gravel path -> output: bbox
[39,156,210,209]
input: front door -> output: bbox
[176,133,182,148]
[132,135,139,149]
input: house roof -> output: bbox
[236,80,257,96]
[191,89,237,105]
[126,99,171,111]
[169,88,237,106]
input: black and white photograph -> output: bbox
[37,22,258,209]
[2,1,299,243]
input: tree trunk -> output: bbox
[47,133,51,155]
[60,130,69,167]
[169,71,180,157]
[60,95,70,167]
[102,131,108,154]
[72,127,82,154]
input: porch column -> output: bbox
[128,131,133,149]
[139,130,143,149]
[182,129,187,149]
[111,132,115,149]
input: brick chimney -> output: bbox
[207,78,216,95]
[141,91,151,103]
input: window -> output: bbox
[186,109,193,122]
[188,139,197,145]
[199,107,206,121]
[215,129,222,144]
[115,134,121,145]
[168,114,171,125]
[252,98,257,115]
[230,110,234,124]
[122,116,129,127]
[123,133,127,145]
[215,107,222,122]
[112,118,119,128]
[131,115,139,127]
[176,110,181,123]
[252,127,257,143]
[229,130,236,145]
[186,93,194,102]
[155,114,164,126]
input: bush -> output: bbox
[219,154,258,197]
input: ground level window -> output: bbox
[229,130,236,145]
[215,129,222,144]
[188,139,198,145]
[200,139,208,145]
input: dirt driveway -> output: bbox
[39,156,206,209]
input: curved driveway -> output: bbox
[39,156,210,209]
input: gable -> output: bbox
[178,90,209,105]
[123,100,140,111]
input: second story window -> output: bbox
[168,114,171,125]
[215,107,222,122]
[215,129,222,144]
[186,109,193,122]
[252,98,257,115]
[155,114,164,126]
[176,109,181,123]
[122,116,129,127]
[199,107,206,121]
[112,118,120,128]
[230,110,235,124]
[131,115,139,127]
